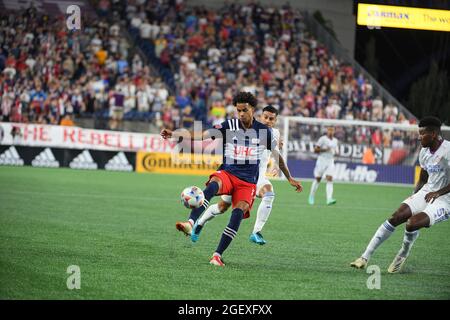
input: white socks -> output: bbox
[197,203,223,226]
[309,180,333,202]
[397,230,419,258]
[198,193,276,235]
[362,220,396,260]
[326,181,333,201]
[310,180,319,197]
[253,192,275,234]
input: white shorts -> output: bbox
[220,175,273,203]
[313,159,335,178]
[402,190,450,226]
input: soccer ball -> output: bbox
[181,186,205,209]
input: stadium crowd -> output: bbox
[1,0,415,134]
[0,4,169,129]
[119,0,415,128]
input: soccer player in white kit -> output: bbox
[191,105,302,245]
[308,126,338,205]
[351,116,450,273]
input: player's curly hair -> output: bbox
[233,92,257,108]
[419,116,441,132]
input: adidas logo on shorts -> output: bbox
[0,146,24,166]
[69,150,98,170]
[32,148,60,168]
[105,152,133,172]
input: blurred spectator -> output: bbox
[0,7,171,129]
[362,146,375,165]
[60,114,75,126]
[0,2,417,134]
[181,105,194,129]
[371,128,382,146]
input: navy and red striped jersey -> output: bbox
[207,118,276,184]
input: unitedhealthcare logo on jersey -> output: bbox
[32,148,60,168]
[425,164,443,173]
[334,163,378,183]
[105,152,133,172]
[69,150,98,170]
[0,146,24,166]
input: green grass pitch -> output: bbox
[1,166,449,299]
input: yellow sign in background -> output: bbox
[414,165,421,185]
[136,152,222,175]
[358,3,450,32]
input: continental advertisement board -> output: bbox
[357,3,450,32]
[136,152,222,175]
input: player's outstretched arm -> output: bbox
[414,168,428,194]
[160,128,210,141]
[425,183,450,203]
[271,149,303,192]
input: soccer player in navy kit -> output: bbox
[161,92,302,266]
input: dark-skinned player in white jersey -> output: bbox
[350,116,450,273]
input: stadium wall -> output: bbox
[288,159,414,184]
[0,122,419,185]
[0,142,416,185]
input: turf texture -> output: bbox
[1,166,449,299]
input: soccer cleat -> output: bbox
[308,195,315,205]
[209,254,225,267]
[327,199,337,205]
[249,232,267,245]
[350,257,368,269]
[175,221,192,236]
[387,255,407,274]
[190,221,202,243]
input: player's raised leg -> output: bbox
[191,196,231,243]
[176,176,222,236]
[388,200,449,273]
[350,203,412,269]
[250,183,274,245]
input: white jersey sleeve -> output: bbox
[446,143,450,166]
[272,128,280,152]
[258,128,280,177]
[419,140,450,200]
[418,148,426,169]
